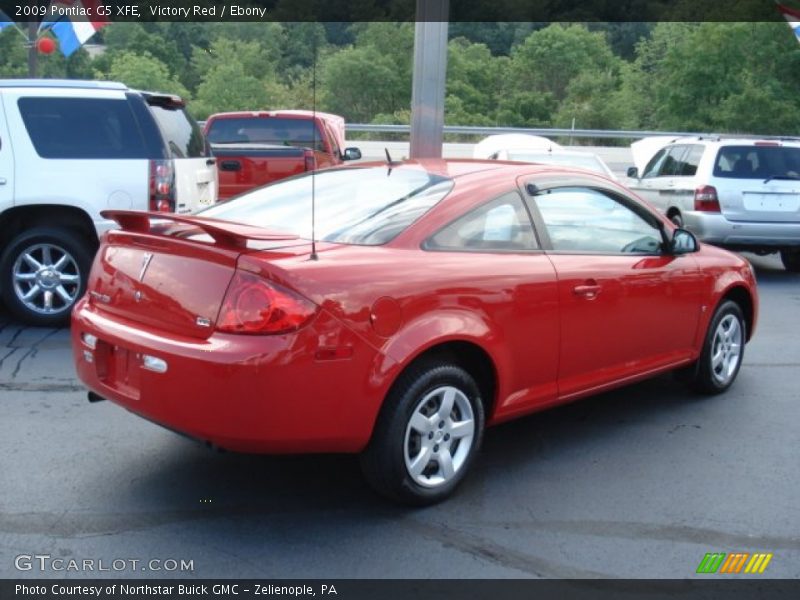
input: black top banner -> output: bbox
[0,0,794,23]
[2,579,800,600]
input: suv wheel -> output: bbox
[780,249,800,273]
[360,361,485,505]
[0,227,93,327]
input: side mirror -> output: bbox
[627,166,639,179]
[342,147,362,161]
[671,228,698,254]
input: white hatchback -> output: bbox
[626,137,800,272]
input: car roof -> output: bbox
[0,79,128,91]
[351,158,612,182]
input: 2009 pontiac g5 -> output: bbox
[72,160,758,504]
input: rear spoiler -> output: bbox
[101,210,298,249]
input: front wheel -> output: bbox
[360,362,485,505]
[780,249,800,273]
[686,300,746,395]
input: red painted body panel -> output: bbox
[71,160,759,454]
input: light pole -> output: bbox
[409,0,449,159]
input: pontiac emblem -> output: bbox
[139,252,153,282]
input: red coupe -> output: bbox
[71,160,758,504]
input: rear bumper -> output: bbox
[683,211,800,249]
[71,298,391,453]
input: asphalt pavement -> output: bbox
[1,253,798,579]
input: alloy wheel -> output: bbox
[403,385,476,488]
[12,243,81,316]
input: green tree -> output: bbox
[445,37,509,125]
[191,61,272,119]
[320,45,409,122]
[101,52,189,98]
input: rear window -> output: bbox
[148,104,209,159]
[207,117,325,152]
[200,166,453,246]
[18,97,149,159]
[714,145,800,179]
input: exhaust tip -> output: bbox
[87,392,107,403]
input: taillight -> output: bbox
[304,149,316,172]
[149,159,175,212]
[216,271,318,335]
[694,185,721,212]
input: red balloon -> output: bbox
[37,37,56,55]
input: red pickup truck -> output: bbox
[203,110,362,200]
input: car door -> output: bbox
[424,190,561,417]
[0,94,13,211]
[522,178,705,399]
[629,145,689,214]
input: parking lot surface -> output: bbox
[1,253,798,579]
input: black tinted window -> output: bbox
[148,105,209,158]
[206,117,325,151]
[18,97,148,159]
[714,145,800,179]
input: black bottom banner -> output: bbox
[3,579,799,600]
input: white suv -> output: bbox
[0,79,218,325]
[626,137,800,272]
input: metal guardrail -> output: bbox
[345,124,799,141]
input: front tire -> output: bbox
[687,300,745,395]
[780,249,800,273]
[0,227,93,327]
[360,361,485,505]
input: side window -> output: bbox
[426,191,538,252]
[642,148,667,178]
[533,187,664,254]
[324,122,340,157]
[18,97,148,159]
[659,145,688,176]
[679,144,705,176]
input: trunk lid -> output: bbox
[88,211,305,339]
[719,180,800,223]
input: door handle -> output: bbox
[573,281,601,299]
[0,177,6,185]
[219,160,241,172]
[206,158,216,166]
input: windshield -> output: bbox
[713,145,800,179]
[200,166,454,246]
[506,151,607,174]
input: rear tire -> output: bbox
[0,227,93,327]
[685,300,745,395]
[780,249,800,273]
[360,361,485,505]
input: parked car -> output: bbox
[72,160,758,505]
[203,110,361,200]
[626,136,800,271]
[0,79,217,326]
[488,147,618,180]
[473,133,562,159]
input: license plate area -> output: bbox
[742,193,800,212]
[96,341,141,400]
